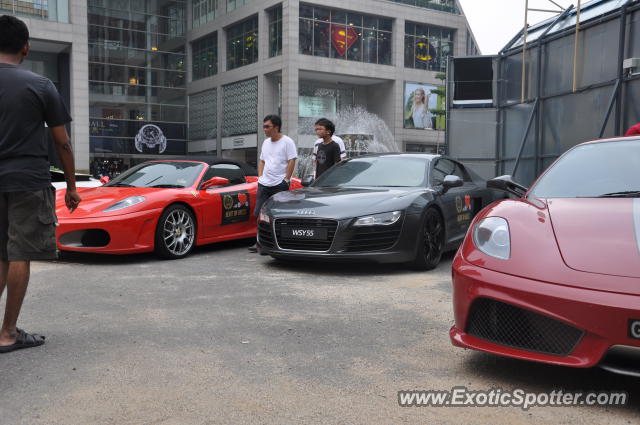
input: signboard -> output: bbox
[299,96,337,118]
[221,133,258,150]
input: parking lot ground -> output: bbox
[1,240,639,424]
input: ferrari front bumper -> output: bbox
[450,254,640,370]
[56,208,162,254]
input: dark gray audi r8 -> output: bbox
[257,153,495,269]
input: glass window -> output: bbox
[268,6,282,57]
[3,0,69,22]
[299,3,313,18]
[299,18,313,55]
[528,141,640,198]
[192,33,217,80]
[105,161,205,188]
[201,164,245,185]
[299,4,392,66]
[430,159,468,184]
[192,0,216,29]
[88,1,187,159]
[314,157,429,188]
[431,158,454,185]
[405,22,454,72]
[226,16,258,70]
[227,0,252,13]
[385,0,458,14]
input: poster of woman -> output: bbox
[404,82,440,130]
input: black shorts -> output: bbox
[0,188,58,261]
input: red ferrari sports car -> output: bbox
[55,158,301,259]
[450,137,640,377]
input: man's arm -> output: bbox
[285,158,296,182]
[50,125,81,212]
[333,144,342,164]
[258,159,265,177]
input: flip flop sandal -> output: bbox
[0,328,45,354]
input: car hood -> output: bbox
[56,187,171,218]
[266,186,423,219]
[547,198,640,278]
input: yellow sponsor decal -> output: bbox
[223,194,233,210]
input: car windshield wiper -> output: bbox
[149,184,184,188]
[597,191,640,198]
[108,183,135,187]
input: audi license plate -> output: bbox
[281,227,327,240]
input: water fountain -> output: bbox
[296,105,399,178]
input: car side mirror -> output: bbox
[301,175,314,187]
[441,175,463,193]
[201,176,230,190]
[100,176,110,185]
[487,175,528,197]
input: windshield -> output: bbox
[105,162,205,188]
[313,156,429,187]
[528,140,640,198]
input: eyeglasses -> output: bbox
[263,125,274,129]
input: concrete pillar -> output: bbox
[69,0,89,172]
[280,0,299,143]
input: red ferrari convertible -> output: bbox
[450,137,640,376]
[55,158,301,259]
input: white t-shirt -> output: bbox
[313,135,347,160]
[258,135,298,186]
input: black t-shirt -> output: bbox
[0,63,72,192]
[315,140,342,178]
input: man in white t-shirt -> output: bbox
[249,114,297,253]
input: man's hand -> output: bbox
[65,189,81,213]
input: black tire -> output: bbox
[154,204,196,259]
[411,208,444,270]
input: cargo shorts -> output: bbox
[0,187,58,261]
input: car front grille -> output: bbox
[343,223,402,252]
[466,298,584,356]
[258,221,275,249]
[274,218,337,251]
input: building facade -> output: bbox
[1,0,90,172]
[187,0,478,168]
[2,0,478,172]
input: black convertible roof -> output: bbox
[148,156,258,176]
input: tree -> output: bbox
[429,72,447,131]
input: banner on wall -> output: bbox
[135,124,167,153]
[331,25,359,57]
[415,40,437,63]
[403,82,445,131]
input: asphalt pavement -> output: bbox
[0,240,638,424]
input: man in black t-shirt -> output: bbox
[0,15,81,354]
[312,118,342,178]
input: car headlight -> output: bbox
[353,211,402,227]
[103,196,146,212]
[472,217,510,260]
[259,207,271,224]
